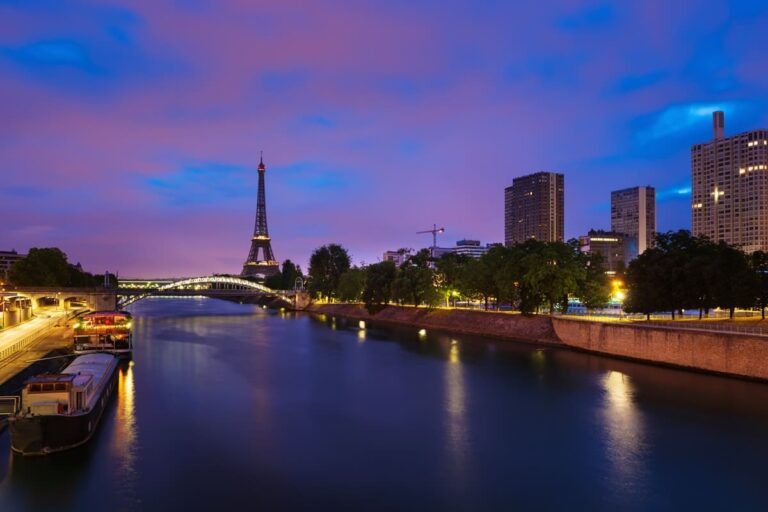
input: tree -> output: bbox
[751,251,768,319]
[363,261,397,312]
[392,249,438,307]
[712,242,755,318]
[8,247,101,287]
[336,267,365,302]
[577,252,611,311]
[434,252,471,306]
[308,244,351,301]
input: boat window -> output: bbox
[29,384,42,392]
[42,383,55,392]
[54,383,67,391]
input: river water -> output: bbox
[1,298,768,511]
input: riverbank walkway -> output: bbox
[0,310,76,388]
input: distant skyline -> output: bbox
[1,1,768,276]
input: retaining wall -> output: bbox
[308,304,768,381]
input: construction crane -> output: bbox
[417,224,445,257]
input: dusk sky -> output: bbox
[2,0,768,277]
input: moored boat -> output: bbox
[9,353,120,456]
[74,311,133,356]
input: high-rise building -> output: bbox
[692,111,768,252]
[611,186,655,259]
[504,172,564,245]
[242,154,279,278]
[578,230,627,273]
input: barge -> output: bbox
[9,353,119,456]
[74,311,133,356]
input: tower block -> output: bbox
[242,153,280,278]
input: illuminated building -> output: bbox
[504,172,565,245]
[578,230,627,273]
[242,153,279,278]
[611,186,655,260]
[452,239,491,259]
[692,111,768,252]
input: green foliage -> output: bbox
[392,250,438,307]
[308,244,351,301]
[625,230,759,319]
[265,259,304,290]
[362,261,397,313]
[434,252,471,306]
[751,251,768,319]
[336,267,365,302]
[8,247,106,287]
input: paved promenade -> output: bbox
[0,310,75,388]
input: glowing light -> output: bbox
[711,187,724,203]
[418,328,427,337]
[358,320,366,329]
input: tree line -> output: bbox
[306,241,611,314]
[625,230,768,319]
[7,248,116,287]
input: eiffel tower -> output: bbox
[242,152,279,278]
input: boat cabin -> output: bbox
[21,372,94,416]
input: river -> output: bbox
[1,298,768,511]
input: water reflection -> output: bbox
[110,363,137,473]
[444,339,468,486]
[602,370,646,493]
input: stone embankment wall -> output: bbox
[308,304,768,381]
[551,318,768,381]
[307,304,560,344]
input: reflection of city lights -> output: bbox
[444,338,467,485]
[531,349,546,368]
[602,371,646,489]
[449,343,460,364]
[357,329,365,342]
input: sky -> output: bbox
[1,0,768,277]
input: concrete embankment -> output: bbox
[307,304,768,382]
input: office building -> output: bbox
[452,240,491,259]
[504,172,564,245]
[611,186,655,260]
[578,230,627,273]
[692,111,768,252]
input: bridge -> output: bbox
[2,276,309,313]
[117,276,308,309]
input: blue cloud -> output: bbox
[144,162,253,206]
[613,71,667,94]
[278,161,351,190]
[633,102,737,145]
[2,40,97,71]
[657,183,692,203]
[557,4,613,31]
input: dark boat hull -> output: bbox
[9,363,119,456]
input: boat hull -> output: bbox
[9,363,119,456]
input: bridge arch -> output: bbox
[156,276,276,294]
[119,275,292,308]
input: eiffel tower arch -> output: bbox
[242,153,280,278]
